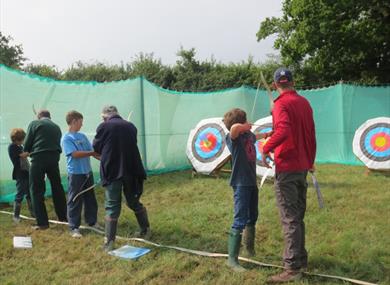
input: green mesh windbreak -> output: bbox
[1,64,389,202]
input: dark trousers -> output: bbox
[231,186,259,231]
[15,177,30,203]
[274,171,308,270]
[104,176,145,220]
[30,152,67,226]
[67,173,98,229]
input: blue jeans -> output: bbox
[231,185,259,231]
[67,173,98,230]
[15,177,30,203]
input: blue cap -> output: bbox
[274,67,293,83]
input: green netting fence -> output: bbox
[1,64,389,202]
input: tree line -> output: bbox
[1,0,389,91]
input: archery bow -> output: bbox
[310,171,324,209]
[260,71,274,111]
[258,71,274,188]
[32,104,37,116]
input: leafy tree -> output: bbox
[171,47,205,91]
[257,0,390,84]
[0,32,26,68]
[128,53,174,89]
[24,64,61,80]
[61,61,129,82]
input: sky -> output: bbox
[0,0,283,70]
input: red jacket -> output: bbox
[262,90,316,172]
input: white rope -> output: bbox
[0,210,378,285]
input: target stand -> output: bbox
[190,156,231,178]
[353,117,390,173]
[186,118,231,178]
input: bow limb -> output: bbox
[127,110,133,121]
[32,104,37,116]
[260,71,274,111]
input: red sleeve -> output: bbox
[262,103,291,154]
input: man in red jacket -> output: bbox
[262,68,316,283]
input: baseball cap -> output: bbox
[274,67,293,83]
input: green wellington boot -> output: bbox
[242,225,256,257]
[226,228,246,272]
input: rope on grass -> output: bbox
[0,210,377,285]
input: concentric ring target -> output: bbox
[353,117,390,170]
[251,116,275,177]
[192,124,225,162]
[186,118,231,174]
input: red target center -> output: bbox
[370,132,390,151]
[200,133,217,152]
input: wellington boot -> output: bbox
[103,219,118,252]
[242,225,256,257]
[134,207,151,239]
[13,202,21,223]
[227,228,246,272]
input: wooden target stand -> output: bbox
[364,167,390,176]
[191,156,232,178]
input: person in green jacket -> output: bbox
[24,109,67,229]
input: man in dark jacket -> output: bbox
[24,110,67,229]
[262,68,316,283]
[93,105,150,251]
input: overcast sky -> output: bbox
[1,0,283,70]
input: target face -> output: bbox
[353,117,390,170]
[186,118,231,174]
[251,116,275,177]
[192,124,225,162]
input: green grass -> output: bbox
[0,164,389,285]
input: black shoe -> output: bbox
[32,224,49,230]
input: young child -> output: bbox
[8,128,34,222]
[223,108,270,272]
[61,110,99,238]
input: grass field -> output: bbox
[0,164,389,285]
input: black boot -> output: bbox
[227,228,245,272]
[134,207,151,239]
[26,198,35,218]
[242,225,256,257]
[103,219,118,252]
[13,202,21,223]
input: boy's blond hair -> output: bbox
[10,128,26,143]
[223,108,247,131]
[66,110,83,125]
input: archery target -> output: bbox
[251,116,275,177]
[352,117,390,170]
[186,118,231,174]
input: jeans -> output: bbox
[15,177,30,203]
[67,173,98,230]
[105,176,145,220]
[231,185,259,231]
